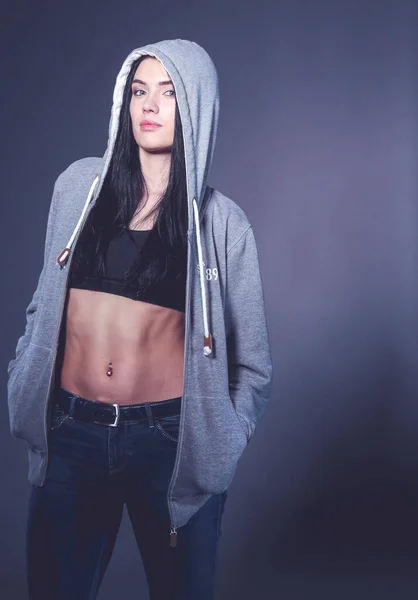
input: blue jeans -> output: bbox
[26,386,227,600]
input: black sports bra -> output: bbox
[68,228,186,313]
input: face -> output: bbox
[129,57,176,155]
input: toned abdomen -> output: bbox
[60,288,185,405]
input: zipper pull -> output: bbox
[170,527,177,548]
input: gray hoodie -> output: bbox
[7,39,273,537]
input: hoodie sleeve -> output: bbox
[225,225,273,441]
[7,175,61,379]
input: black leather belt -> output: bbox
[56,387,182,427]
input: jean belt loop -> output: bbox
[68,394,78,418]
[145,404,155,429]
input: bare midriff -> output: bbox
[60,288,185,405]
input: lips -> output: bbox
[140,120,162,130]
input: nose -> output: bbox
[142,92,159,114]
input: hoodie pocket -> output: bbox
[8,342,53,452]
[228,396,250,442]
[179,396,248,496]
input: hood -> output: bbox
[57,39,220,356]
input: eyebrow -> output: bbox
[132,78,173,86]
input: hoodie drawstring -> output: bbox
[56,176,99,268]
[56,180,212,356]
[192,197,213,356]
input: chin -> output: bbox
[140,144,173,154]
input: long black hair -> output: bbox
[70,55,188,295]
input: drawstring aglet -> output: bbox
[57,248,71,268]
[204,333,213,356]
[170,527,177,548]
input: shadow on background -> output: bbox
[217,325,418,599]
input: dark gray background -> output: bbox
[1,0,417,598]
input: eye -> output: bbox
[164,90,176,97]
[132,88,145,97]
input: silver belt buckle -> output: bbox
[109,403,120,427]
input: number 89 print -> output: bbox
[197,262,219,281]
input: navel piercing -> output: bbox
[106,361,113,377]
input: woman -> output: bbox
[7,39,273,600]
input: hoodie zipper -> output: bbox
[40,183,99,485]
[41,269,69,484]
[166,207,194,546]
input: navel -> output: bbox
[106,361,113,377]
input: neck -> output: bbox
[139,147,171,197]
